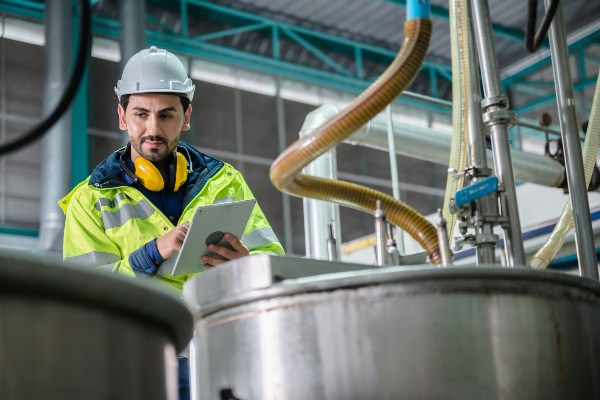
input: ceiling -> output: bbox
[3,0,600,143]
[122,0,600,133]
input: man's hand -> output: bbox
[156,222,190,260]
[202,233,249,267]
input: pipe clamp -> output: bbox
[482,109,518,130]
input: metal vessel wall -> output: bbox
[0,252,194,399]
[191,263,600,400]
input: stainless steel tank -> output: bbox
[0,250,193,400]
[185,254,600,400]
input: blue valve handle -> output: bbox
[455,176,499,207]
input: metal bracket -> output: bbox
[454,233,499,252]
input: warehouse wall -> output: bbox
[0,38,447,255]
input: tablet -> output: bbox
[158,199,257,277]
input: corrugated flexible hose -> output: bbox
[270,19,441,264]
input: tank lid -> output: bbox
[183,253,421,314]
[183,254,600,318]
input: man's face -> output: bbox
[118,93,192,162]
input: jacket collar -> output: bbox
[88,139,222,189]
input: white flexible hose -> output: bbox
[443,0,470,242]
[530,71,600,269]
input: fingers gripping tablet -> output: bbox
[204,231,234,261]
[159,199,256,276]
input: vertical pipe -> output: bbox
[466,22,487,170]
[546,0,598,280]
[576,45,588,116]
[302,151,341,260]
[471,0,526,267]
[0,13,6,225]
[119,0,146,147]
[233,82,245,176]
[467,15,496,265]
[386,105,405,254]
[327,224,338,261]
[436,209,452,267]
[275,78,294,253]
[38,0,72,252]
[301,105,342,260]
[374,200,387,266]
[70,4,89,188]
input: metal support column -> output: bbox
[275,78,295,253]
[546,0,598,280]
[386,105,405,254]
[38,0,72,252]
[467,16,498,265]
[119,0,146,147]
[0,14,6,226]
[471,0,526,267]
[301,105,342,260]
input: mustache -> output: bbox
[140,135,167,143]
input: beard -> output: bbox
[131,135,179,162]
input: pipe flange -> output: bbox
[475,233,500,246]
[481,95,509,110]
[473,214,501,226]
[482,109,518,129]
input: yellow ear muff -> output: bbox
[172,152,189,192]
[134,157,165,191]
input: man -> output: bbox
[59,46,284,400]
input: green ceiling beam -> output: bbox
[513,76,598,115]
[0,0,44,19]
[1,0,452,93]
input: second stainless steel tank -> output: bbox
[0,250,193,400]
[185,254,600,400]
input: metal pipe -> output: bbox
[0,13,6,225]
[385,223,401,266]
[501,19,600,80]
[348,120,566,188]
[546,0,598,280]
[386,105,405,254]
[233,85,247,174]
[467,15,497,265]
[119,0,146,147]
[300,105,342,260]
[326,224,338,261]
[275,78,295,253]
[436,209,452,267]
[471,0,526,267]
[374,200,387,266]
[400,92,566,138]
[466,23,488,170]
[38,0,72,252]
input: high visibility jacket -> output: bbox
[59,140,284,294]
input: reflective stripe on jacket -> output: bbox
[59,141,284,294]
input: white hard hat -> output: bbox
[115,46,195,101]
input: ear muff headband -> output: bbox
[133,152,189,192]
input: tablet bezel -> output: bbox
[168,199,257,276]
